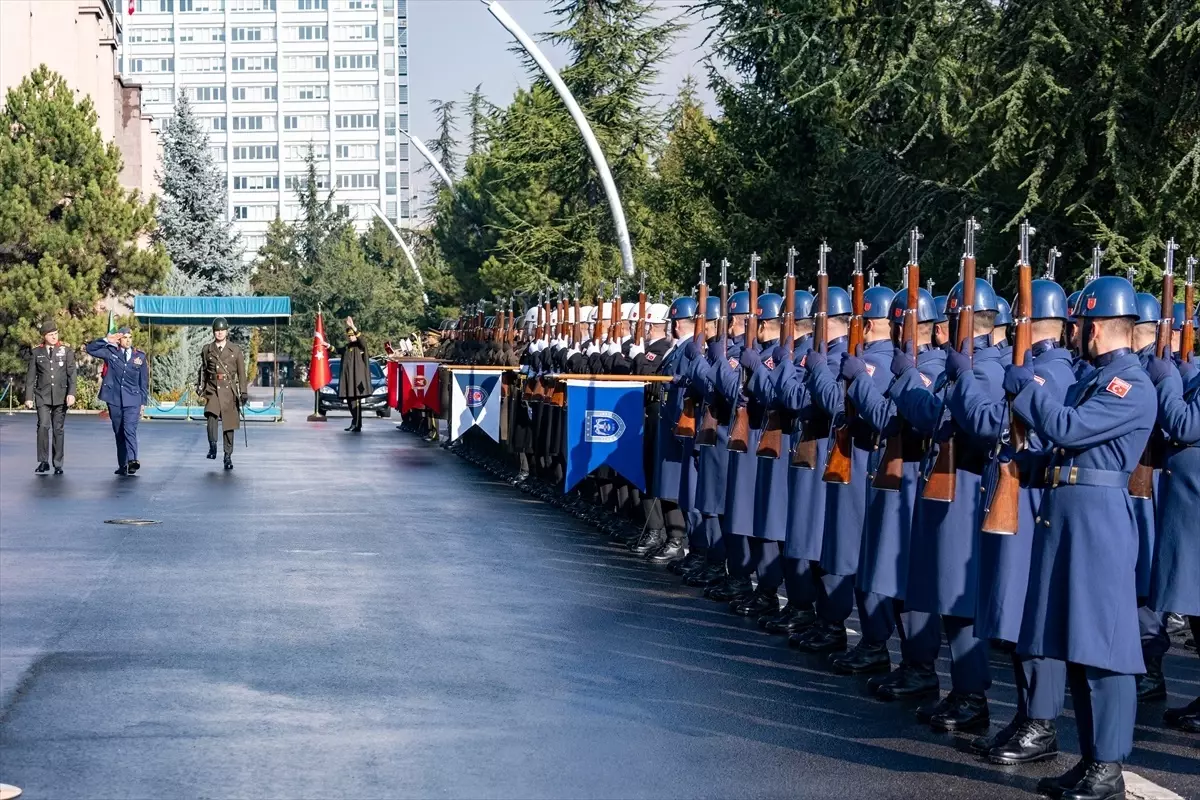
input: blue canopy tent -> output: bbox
[134,295,292,421]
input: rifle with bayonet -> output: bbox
[757,247,796,458]
[874,228,923,491]
[982,220,1036,535]
[1184,256,1196,363]
[792,242,831,468]
[1130,240,1178,498]
[728,253,759,453]
[695,259,729,447]
[923,217,981,502]
[635,273,646,347]
[824,240,866,483]
[675,260,709,437]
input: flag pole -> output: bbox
[307,306,329,423]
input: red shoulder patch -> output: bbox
[764,357,775,371]
[865,363,876,376]
[1033,375,1046,386]
[919,372,932,387]
[645,352,656,361]
[1105,377,1131,398]
[728,358,738,370]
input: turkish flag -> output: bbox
[128,0,136,14]
[386,360,400,409]
[400,360,441,414]
[308,312,332,391]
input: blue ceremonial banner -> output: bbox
[450,368,502,442]
[564,380,646,493]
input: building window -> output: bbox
[233,204,277,221]
[335,172,379,191]
[397,0,406,17]
[296,0,326,8]
[233,115,275,131]
[384,141,395,166]
[243,235,268,252]
[180,57,224,73]
[398,84,409,103]
[231,27,272,41]
[285,144,330,161]
[179,0,226,11]
[233,175,280,190]
[333,54,376,70]
[385,200,397,218]
[128,27,174,43]
[335,24,377,40]
[208,116,228,131]
[283,114,328,131]
[335,143,379,160]
[230,0,275,9]
[231,86,277,101]
[158,0,173,10]
[143,86,176,104]
[398,142,408,160]
[335,83,377,101]
[233,145,278,160]
[287,25,327,40]
[385,113,396,136]
[335,113,377,130]
[231,56,277,72]
[210,145,227,160]
[397,55,407,75]
[285,173,330,190]
[129,57,176,74]
[284,84,329,100]
[177,26,224,41]
[400,199,410,219]
[188,85,226,102]
[283,55,329,71]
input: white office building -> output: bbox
[119,0,413,255]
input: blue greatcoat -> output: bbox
[87,339,150,408]
[853,345,945,600]
[812,339,892,576]
[1149,367,1200,616]
[1131,344,1162,598]
[689,337,734,515]
[748,339,789,541]
[717,338,761,535]
[775,337,845,561]
[653,342,691,505]
[1012,349,1155,674]
[951,341,1075,642]
[893,337,1004,618]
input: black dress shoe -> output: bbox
[830,641,891,674]
[685,564,726,588]
[931,692,989,732]
[1135,655,1166,701]
[127,460,140,474]
[988,718,1058,765]
[54,467,63,475]
[876,664,940,701]
[629,528,667,556]
[970,714,1024,754]
[114,466,128,476]
[207,442,218,459]
[790,621,847,653]
[916,691,956,723]
[345,424,355,431]
[1036,759,1089,799]
[647,539,686,564]
[704,576,753,602]
[672,551,706,576]
[764,606,817,635]
[223,455,233,470]
[1165,612,1188,637]
[731,589,780,618]
[1062,761,1124,800]
[35,462,50,474]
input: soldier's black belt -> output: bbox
[1044,466,1131,489]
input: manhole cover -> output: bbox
[103,519,161,526]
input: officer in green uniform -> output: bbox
[196,317,247,470]
[25,320,77,474]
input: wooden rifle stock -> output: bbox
[874,250,919,491]
[1131,242,1179,497]
[823,243,866,483]
[982,221,1035,535]
[675,264,708,438]
[728,255,759,453]
[1183,257,1195,363]
[758,252,796,458]
[696,262,729,447]
[793,245,830,468]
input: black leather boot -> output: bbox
[647,538,686,564]
[1164,697,1200,730]
[685,564,726,588]
[35,462,50,473]
[830,641,891,674]
[629,528,667,556]
[988,718,1058,765]
[867,664,907,696]
[970,715,1023,755]
[876,664,940,701]
[1062,761,1124,800]
[207,442,218,459]
[1135,654,1166,701]
[789,621,847,653]
[671,551,706,575]
[731,589,779,618]
[930,692,989,732]
[916,691,956,723]
[127,460,140,474]
[1037,759,1089,799]
[705,576,753,602]
[223,454,233,470]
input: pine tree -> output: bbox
[156,95,246,294]
[426,99,460,182]
[0,66,169,379]
[465,84,494,157]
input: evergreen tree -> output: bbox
[465,83,494,157]
[156,95,246,294]
[0,66,168,379]
[426,99,460,182]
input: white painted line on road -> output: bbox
[1125,771,1185,800]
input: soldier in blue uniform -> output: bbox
[994,296,1014,352]
[1004,276,1155,800]
[1145,349,1200,733]
[86,327,150,476]
[656,296,702,571]
[951,279,1076,764]
[888,278,1005,732]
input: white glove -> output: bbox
[585,341,601,357]
[601,341,616,356]
[627,342,645,360]
[567,347,581,360]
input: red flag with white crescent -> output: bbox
[308,312,332,391]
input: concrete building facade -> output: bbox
[118,0,414,254]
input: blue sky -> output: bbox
[407,0,717,207]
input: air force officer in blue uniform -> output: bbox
[86,327,149,475]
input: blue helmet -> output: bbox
[1067,291,1083,319]
[669,297,697,321]
[1075,276,1138,319]
[794,290,815,320]
[947,278,1001,314]
[756,293,783,320]
[1172,302,1188,331]
[888,288,939,325]
[1030,279,1069,321]
[825,286,853,317]
[1134,293,1159,325]
[933,295,949,323]
[995,296,1013,326]
[863,286,896,320]
[703,295,722,321]
[728,290,752,316]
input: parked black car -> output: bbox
[318,358,391,417]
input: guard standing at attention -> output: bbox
[340,317,372,432]
[197,317,247,470]
[86,327,149,476]
[25,320,77,474]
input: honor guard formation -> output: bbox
[411,222,1198,800]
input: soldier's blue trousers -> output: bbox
[1014,654,1066,721]
[750,538,783,593]
[724,523,752,578]
[1068,664,1135,762]
[1139,607,1171,659]
[817,572,855,625]
[783,557,818,609]
[859,595,926,666]
[107,403,140,467]
[686,510,706,554]
[908,613,991,694]
[704,514,726,565]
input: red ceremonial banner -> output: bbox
[386,361,401,409]
[308,312,332,392]
[399,360,441,414]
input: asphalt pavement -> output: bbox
[1,397,1196,799]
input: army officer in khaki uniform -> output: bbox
[196,317,247,470]
[25,320,78,474]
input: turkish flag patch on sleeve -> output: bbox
[919,372,932,387]
[645,352,656,361]
[1105,377,1132,398]
[865,363,876,376]
[728,358,739,370]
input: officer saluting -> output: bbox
[24,320,78,474]
[86,327,149,476]
[197,317,247,470]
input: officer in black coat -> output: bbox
[25,320,77,474]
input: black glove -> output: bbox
[240,393,250,406]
